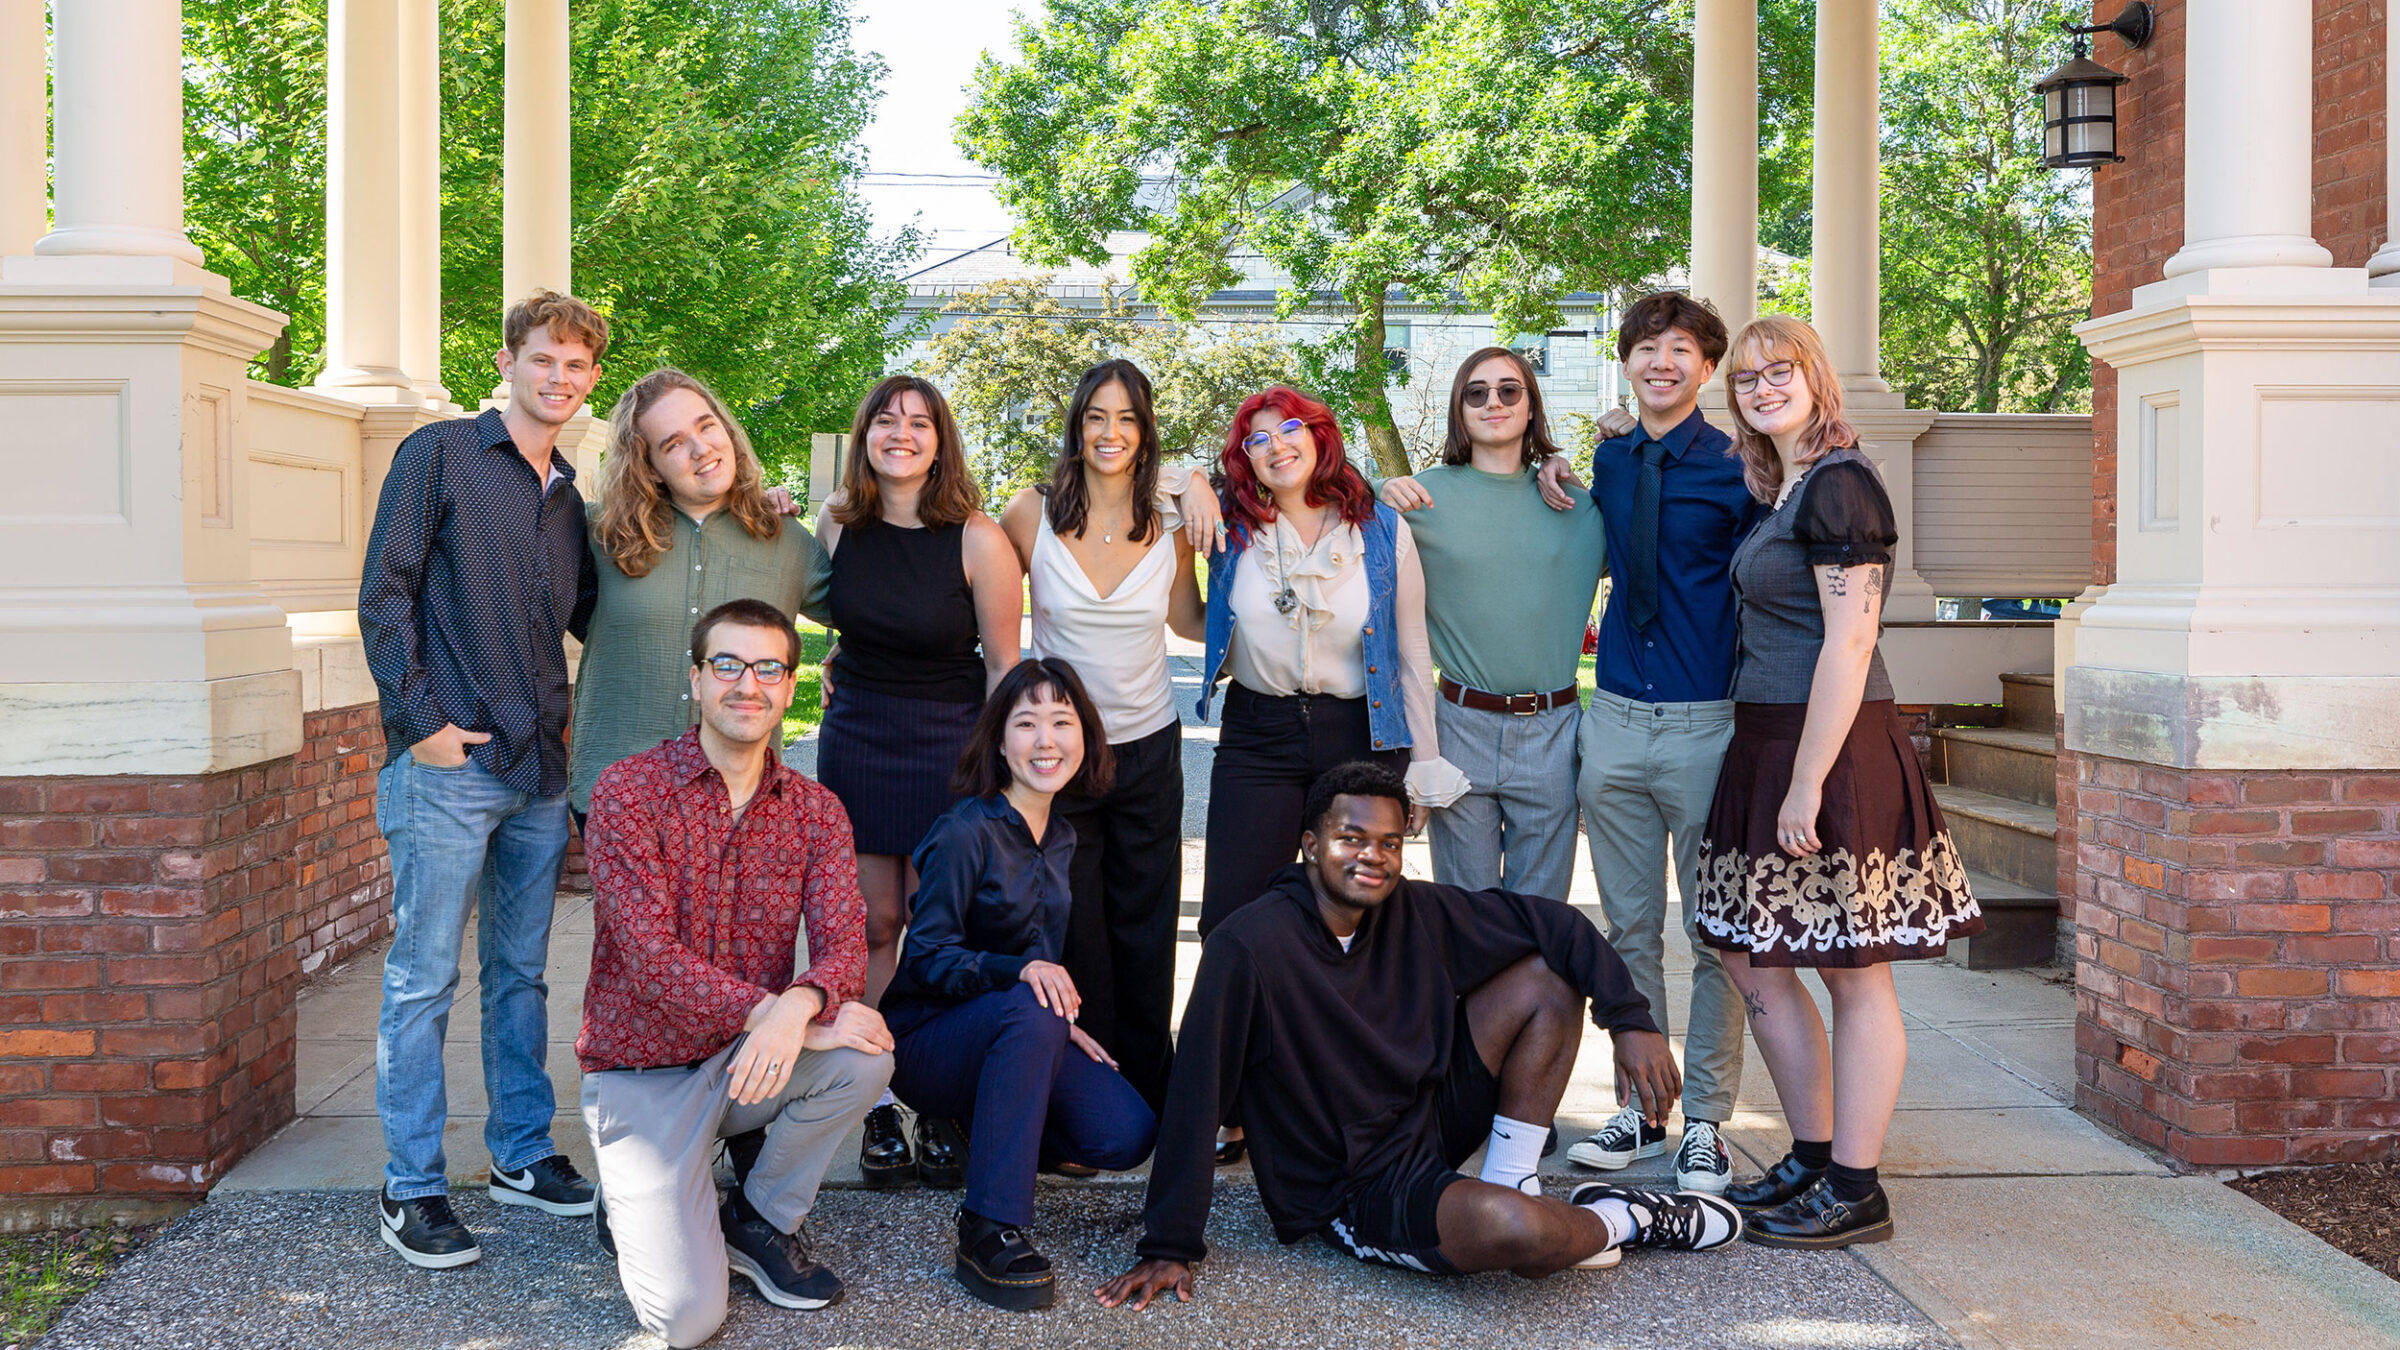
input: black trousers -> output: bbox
[1056,720,1184,1114]
[1199,684,1409,938]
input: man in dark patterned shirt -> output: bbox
[358,292,606,1268]
[578,598,891,1342]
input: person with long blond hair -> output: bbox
[570,367,834,821]
[1696,314,1982,1250]
[812,373,1024,1190]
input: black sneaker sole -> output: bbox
[488,1181,596,1217]
[1742,1217,1894,1249]
[955,1256,1055,1311]
[727,1246,841,1310]
[379,1223,482,1269]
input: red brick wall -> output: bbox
[0,761,302,1214]
[292,705,394,978]
[2315,0,2389,268]
[2073,758,2400,1166]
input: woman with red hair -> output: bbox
[1195,385,1468,943]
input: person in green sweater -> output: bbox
[1373,348,1608,900]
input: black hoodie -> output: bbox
[1135,865,1659,1264]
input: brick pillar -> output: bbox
[2073,760,2400,1165]
[290,704,396,978]
[1,763,302,1226]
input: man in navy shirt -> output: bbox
[1556,293,1763,1195]
[357,291,606,1267]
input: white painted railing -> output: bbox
[1911,413,2095,600]
[245,381,368,616]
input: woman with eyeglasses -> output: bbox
[1694,315,1981,1250]
[814,374,1024,1189]
[996,359,1214,1118]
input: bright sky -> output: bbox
[851,0,1045,273]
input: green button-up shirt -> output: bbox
[568,508,833,811]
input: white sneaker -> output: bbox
[1566,1104,1670,1170]
[1675,1121,1733,1194]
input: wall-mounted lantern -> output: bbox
[2036,2,2154,169]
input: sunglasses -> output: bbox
[1241,418,1308,453]
[1462,380,1526,409]
[1729,361,1799,396]
[701,655,792,686]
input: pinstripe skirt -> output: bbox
[817,684,983,857]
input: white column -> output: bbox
[398,0,451,403]
[0,2,45,258]
[319,0,413,394]
[34,0,201,264]
[503,0,573,304]
[2163,0,2331,277]
[1810,0,1886,393]
[1689,0,1757,337]
[2367,4,2400,284]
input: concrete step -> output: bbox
[1936,784,2059,894]
[1933,725,2058,808]
[2000,671,2055,731]
[1953,867,2061,970]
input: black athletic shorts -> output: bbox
[1321,1002,1499,1276]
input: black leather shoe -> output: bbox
[1725,1153,1826,1211]
[916,1114,967,1189]
[1743,1178,1894,1249]
[955,1206,1054,1311]
[1214,1134,1247,1167]
[859,1104,915,1189]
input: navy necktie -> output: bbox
[1627,439,1667,632]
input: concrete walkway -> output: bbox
[59,651,2400,1348]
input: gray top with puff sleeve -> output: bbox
[1727,446,1899,705]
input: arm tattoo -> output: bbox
[1742,988,1767,1021]
[1864,564,1884,613]
[1823,566,1848,597]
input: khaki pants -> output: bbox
[1576,687,1744,1123]
[582,1039,891,1347]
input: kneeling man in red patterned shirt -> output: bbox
[577,598,893,1346]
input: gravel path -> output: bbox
[44,1185,1949,1350]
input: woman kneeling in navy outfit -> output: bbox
[884,657,1159,1310]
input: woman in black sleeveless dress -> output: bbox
[814,375,1023,1186]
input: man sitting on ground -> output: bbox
[578,599,894,1346]
[1097,761,1741,1308]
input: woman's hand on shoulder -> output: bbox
[1534,454,1584,512]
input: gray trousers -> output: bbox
[1576,687,1744,1123]
[1426,698,1582,901]
[582,1038,892,1348]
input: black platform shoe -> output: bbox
[1743,1178,1894,1249]
[859,1104,915,1189]
[1724,1153,1826,1211]
[955,1207,1055,1311]
[915,1114,968,1190]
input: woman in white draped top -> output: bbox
[998,359,1213,1116]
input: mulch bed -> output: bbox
[2231,1161,2400,1281]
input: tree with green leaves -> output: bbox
[960,0,1817,478]
[181,0,915,475]
[917,275,1300,498]
[1879,0,2093,414]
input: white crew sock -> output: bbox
[1579,1195,1638,1249]
[1477,1114,1549,1192]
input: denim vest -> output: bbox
[1199,500,1413,752]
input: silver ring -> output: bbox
[766,1061,780,1076]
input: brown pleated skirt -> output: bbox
[1693,700,1983,968]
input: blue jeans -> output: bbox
[374,752,572,1199]
[887,984,1156,1226]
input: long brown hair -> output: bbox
[595,368,779,577]
[1723,315,1858,504]
[1047,359,1162,544]
[1440,347,1563,468]
[832,374,980,528]
[1217,386,1376,541]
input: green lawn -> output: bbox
[2,1227,154,1344]
[781,620,833,742]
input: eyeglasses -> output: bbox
[701,655,792,686]
[1241,418,1307,453]
[1729,361,1799,395]
[1462,381,1526,409]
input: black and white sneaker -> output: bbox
[722,1201,845,1310]
[1675,1121,1733,1194]
[489,1155,597,1216]
[378,1189,481,1269]
[1568,1182,1743,1251]
[1567,1104,1669,1170]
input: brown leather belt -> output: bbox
[1438,675,1580,715]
